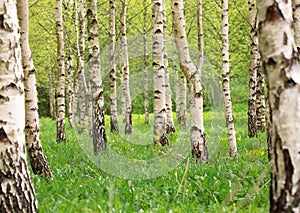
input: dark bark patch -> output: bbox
[0,127,7,141]
[0,15,4,30]
[268,57,276,66]
[0,94,9,104]
[266,3,284,22]
[283,149,294,192]
[283,32,288,45]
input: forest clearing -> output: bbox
[0,0,299,212]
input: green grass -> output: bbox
[33,103,270,212]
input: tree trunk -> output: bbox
[143,0,150,125]
[221,0,237,157]
[178,70,187,127]
[49,67,57,119]
[174,57,180,122]
[153,0,168,146]
[109,0,119,132]
[258,1,300,211]
[197,0,204,71]
[162,0,175,134]
[17,0,53,177]
[256,53,266,132]
[77,0,87,134]
[121,0,132,134]
[247,0,258,138]
[293,0,300,49]
[56,0,66,142]
[0,1,38,210]
[66,55,75,128]
[87,0,107,154]
[172,0,208,161]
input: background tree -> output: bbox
[18,0,52,177]
[172,0,208,161]
[162,0,175,134]
[109,0,119,133]
[247,0,258,137]
[258,0,300,210]
[0,0,38,210]
[221,0,237,157]
[56,0,66,142]
[120,0,132,134]
[143,0,150,125]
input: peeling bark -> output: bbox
[172,0,208,161]
[87,0,107,154]
[222,0,237,157]
[18,0,52,177]
[153,0,169,146]
[247,0,258,138]
[109,0,119,133]
[56,0,66,142]
[0,1,38,210]
[258,0,300,211]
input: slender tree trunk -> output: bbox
[87,0,107,154]
[50,67,57,119]
[77,0,87,133]
[17,0,53,177]
[258,1,300,211]
[174,57,180,122]
[162,0,175,134]
[66,55,75,128]
[0,1,38,210]
[256,53,266,132]
[109,0,119,132]
[56,0,66,142]
[221,0,237,157]
[197,0,204,71]
[121,0,132,134]
[178,70,187,127]
[247,0,258,137]
[172,0,208,161]
[153,0,168,146]
[143,0,150,125]
[293,0,300,49]
[72,0,79,128]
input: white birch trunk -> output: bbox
[87,0,107,154]
[143,0,150,125]
[0,1,38,210]
[258,1,300,210]
[256,53,266,132]
[18,0,52,177]
[50,67,56,119]
[56,0,66,142]
[178,70,187,127]
[221,0,237,157]
[172,0,208,161]
[121,0,132,134]
[247,0,258,137]
[153,0,168,146]
[162,0,175,134]
[66,55,75,128]
[109,0,119,132]
[293,0,300,49]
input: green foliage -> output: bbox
[33,104,269,212]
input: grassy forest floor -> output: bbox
[33,103,269,212]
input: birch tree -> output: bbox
[162,0,175,133]
[0,1,38,210]
[172,0,208,161]
[87,0,107,153]
[49,67,56,119]
[247,0,258,137]
[153,0,168,146]
[121,0,132,134]
[256,55,266,132]
[66,55,75,127]
[17,0,52,177]
[109,0,119,132]
[221,0,237,157]
[258,0,300,210]
[143,0,150,125]
[56,0,66,142]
